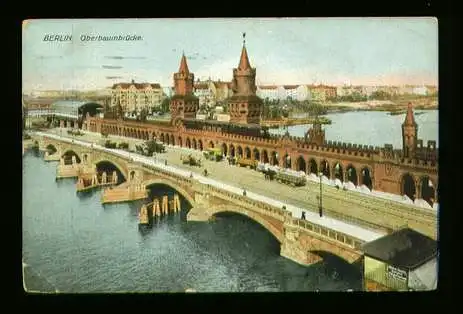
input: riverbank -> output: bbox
[262,116,331,128]
[323,99,438,114]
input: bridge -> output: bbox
[29,131,437,266]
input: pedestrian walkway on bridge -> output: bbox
[35,131,385,243]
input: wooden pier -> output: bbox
[138,194,181,225]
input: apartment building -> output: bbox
[111,80,163,112]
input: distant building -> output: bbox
[425,85,438,95]
[194,81,215,108]
[412,86,429,96]
[362,228,437,292]
[111,80,163,112]
[280,85,300,100]
[257,85,279,101]
[192,79,233,108]
[257,85,313,102]
[307,84,337,100]
[211,80,233,102]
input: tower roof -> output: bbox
[238,45,252,70]
[178,53,190,74]
[403,102,416,125]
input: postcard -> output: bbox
[22,18,438,293]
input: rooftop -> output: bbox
[362,228,437,269]
[112,82,161,90]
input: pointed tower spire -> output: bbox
[404,102,416,125]
[178,52,190,74]
[402,102,418,158]
[238,32,251,70]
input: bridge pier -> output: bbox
[280,225,322,265]
[44,151,60,162]
[186,206,213,222]
[281,240,322,265]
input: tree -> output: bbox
[145,140,166,155]
[370,90,390,101]
[139,107,148,122]
[160,97,170,113]
[308,101,327,116]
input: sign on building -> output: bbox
[387,265,407,282]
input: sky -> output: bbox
[22,18,438,92]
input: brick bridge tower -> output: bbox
[170,53,199,123]
[402,102,418,158]
[227,33,263,125]
[305,116,325,146]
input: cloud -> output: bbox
[105,56,124,60]
[34,56,63,59]
[104,56,146,60]
[102,65,123,69]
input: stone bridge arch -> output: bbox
[45,143,58,154]
[91,157,128,180]
[142,178,196,207]
[61,149,82,164]
[207,204,284,243]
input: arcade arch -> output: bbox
[245,147,251,159]
[270,151,278,166]
[261,150,269,163]
[296,156,306,173]
[346,164,358,186]
[229,144,235,157]
[237,146,243,158]
[401,173,416,201]
[221,143,228,156]
[360,167,373,190]
[420,176,435,206]
[308,159,318,175]
[253,148,260,161]
[283,153,291,169]
[320,159,330,178]
[333,162,344,182]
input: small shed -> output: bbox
[362,228,438,291]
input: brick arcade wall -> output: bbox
[84,115,437,198]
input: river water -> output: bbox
[22,150,362,293]
[270,110,438,149]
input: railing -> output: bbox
[204,184,287,221]
[286,216,365,250]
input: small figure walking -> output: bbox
[190,172,193,178]
[203,168,208,177]
[165,160,168,166]
[242,188,247,196]
[301,211,306,220]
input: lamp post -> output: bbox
[318,172,323,217]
